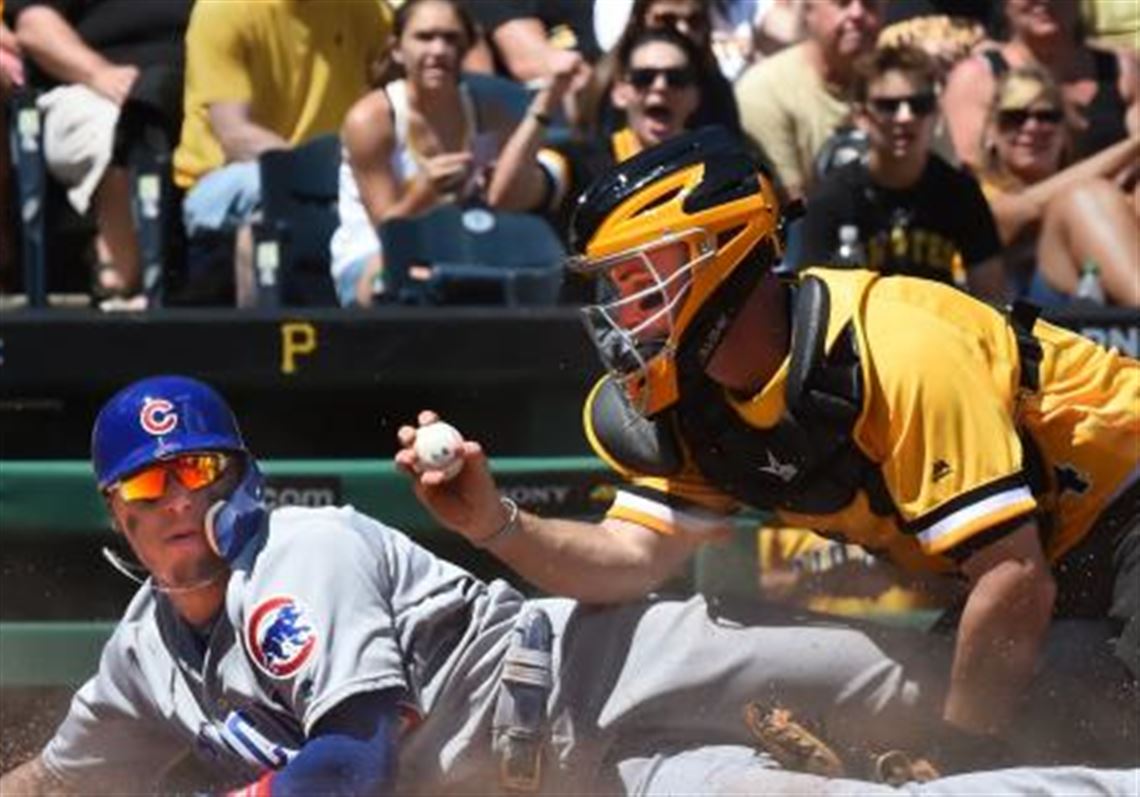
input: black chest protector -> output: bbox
[674,275,897,518]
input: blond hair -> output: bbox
[979,66,1069,186]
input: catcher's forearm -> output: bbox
[0,754,73,796]
[944,555,1055,734]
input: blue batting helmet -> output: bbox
[92,375,266,562]
[92,375,248,490]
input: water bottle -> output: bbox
[834,224,867,269]
[1075,259,1105,304]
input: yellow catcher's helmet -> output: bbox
[568,127,782,417]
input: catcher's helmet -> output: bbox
[568,126,782,416]
[92,375,266,562]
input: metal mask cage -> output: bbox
[574,229,716,400]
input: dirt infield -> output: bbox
[0,688,71,773]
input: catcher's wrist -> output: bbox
[471,497,520,549]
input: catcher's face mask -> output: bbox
[572,229,715,415]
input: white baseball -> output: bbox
[413,421,465,480]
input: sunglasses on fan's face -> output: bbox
[109,452,231,503]
[867,92,938,118]
[627,66,697,90]
[997,107,1064,130]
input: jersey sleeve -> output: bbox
[41,622,188,791]
[239,508,414,735]
[864,306,1038,556]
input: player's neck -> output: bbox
[705,276,790,396]
[167,577,228,628]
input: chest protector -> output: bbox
[674,275,896,517]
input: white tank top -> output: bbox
[330,79,496,283]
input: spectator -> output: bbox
[800,45,1007,302]
[735,0,883,202]
[331,0,575,307]
[537,28,708,239]
[742,0,809,65]
[1082,0,1140,50]
[942,0,1139,170]
[464,0,597,132]
[8,0,190,308]
[173,0,393,307]
[589,0,742,139]
[877,0,992,77]
[977,66,1140,306]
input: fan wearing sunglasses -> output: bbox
[978,67,1140,307]
[536,28,706,252]
[800,44,1008,303]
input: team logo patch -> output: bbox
[246,596,317,679]
[140,397,178,436]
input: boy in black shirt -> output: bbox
[800,45,1007,303]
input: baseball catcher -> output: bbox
[400,126,1139,772]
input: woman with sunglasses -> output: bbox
[800,45,1007,303]
[943,0,1138,170]
[535,27,707,251]
[978,67,1140,307]
[587,0,741,140]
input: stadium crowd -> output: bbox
[0,0,1136,310]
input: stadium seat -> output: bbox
[252,133,341,307]
[118,100,183,307]
[378,204,565,306]
[6,89,47,306]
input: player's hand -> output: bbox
[395,411,509,546]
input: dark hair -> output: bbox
[616,26,705,79]
[629,0,716,65]
[394,0,477,52]
[851,44,940,102]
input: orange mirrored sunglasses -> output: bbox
[109,453,230,503]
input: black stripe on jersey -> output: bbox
[901,473,1030,536]
[617,483,713,514]
[942,512,1037,563]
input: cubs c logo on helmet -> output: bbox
[139,397,178,436]
[246,596,317,679]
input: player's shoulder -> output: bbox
[262,504,393,552]
[583,376,683,478]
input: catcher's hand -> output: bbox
[742,701,845,776]
[742,701,942,784]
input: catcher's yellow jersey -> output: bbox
[589,268,1139,574]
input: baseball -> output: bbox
[414,421,465,480]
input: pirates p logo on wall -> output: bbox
[140,398,178,436]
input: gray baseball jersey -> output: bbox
[39,505,1139,795]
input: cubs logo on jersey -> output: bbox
[139,397,178,436]
[246,596,317,679]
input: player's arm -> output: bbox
[0,754,75,796]
[396,412,723,603]
[228,689,402,797]
[479,509,711,603]
[943,520,1056,735]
